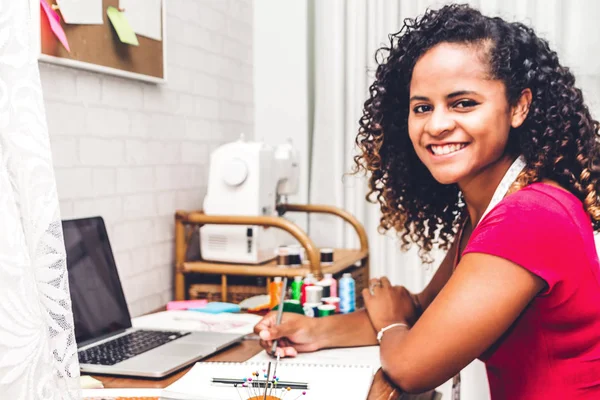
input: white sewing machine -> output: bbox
[200,135,300,264]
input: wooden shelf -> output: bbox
[183,249,368,278]
[174,204,370,302]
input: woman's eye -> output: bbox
[413,105,432,113]
[454,100,478,109]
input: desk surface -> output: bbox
[94,338,436,400]
[93,339,261,389]
[93,306,434,400]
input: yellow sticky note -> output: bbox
[106,6,139,46]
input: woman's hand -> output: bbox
[253,312,321,357]
[363,277,419,332]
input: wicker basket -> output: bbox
[189,282,267,303]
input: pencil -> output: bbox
[271,276,288,355]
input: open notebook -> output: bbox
[160,361,376,400]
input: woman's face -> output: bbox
[408,42,516,186]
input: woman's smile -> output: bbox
[427,142,469,157]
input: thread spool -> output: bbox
[276,254,288,267]
[276,247,289,268]
[302,302,320,318]
[322,296,340,313]
[300,273,316,304]
[269,277,283,309]
[288,248,301,268]
[305,285,323,304]
[288,244,305,263]
[317,304,336,317]
[339,273,356,313]
[320,248,334,265]
[291,276,303,301]
[318,281,331,298]
[322,273,337,298]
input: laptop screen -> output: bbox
[62,217,132,346]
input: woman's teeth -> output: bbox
[430,143,467,155]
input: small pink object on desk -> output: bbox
[166,299,208,311]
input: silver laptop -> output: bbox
[63,216,244,378]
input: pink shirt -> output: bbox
[463,183,600,399]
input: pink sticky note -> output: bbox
[40,0,70,53]
[166,299,208,311]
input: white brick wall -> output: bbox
[43,0,254,317]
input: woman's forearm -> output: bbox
[379,327,420,392]
[316,309,378,349]
[380,326,445,394]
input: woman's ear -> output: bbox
[511,89,532,128]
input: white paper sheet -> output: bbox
[120,0,162,41]
[56,0,103,25]
[131,310,262,335]
[248,345,382,369]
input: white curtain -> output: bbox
[308,1,600,399]
[309,0,447,291]
[0,1,80,399]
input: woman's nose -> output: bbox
[425,108,456,137]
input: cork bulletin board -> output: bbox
[29,0,167,83]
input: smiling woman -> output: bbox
[253,4,600,400]
[350,3,600,398]
[353,5,600,263]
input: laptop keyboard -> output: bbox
[78,330,190,366]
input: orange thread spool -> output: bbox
[269,277,283,309]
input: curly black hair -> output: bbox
[353,3,600,263]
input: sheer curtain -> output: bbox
[308,0,445,292]
[0,0,80,398]
[308,1,600,399]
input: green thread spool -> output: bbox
[317,304,336,317]
[291,276,303,301]
[272,299,303,314]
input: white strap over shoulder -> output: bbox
[478,155,527,226]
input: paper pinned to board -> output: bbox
[119,0,163,41]
[106,6,139,46]
[40,0,70,52]
[55,0,103,25]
